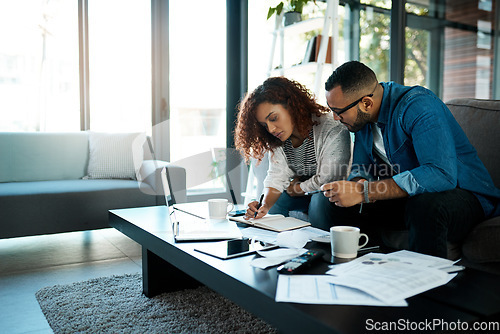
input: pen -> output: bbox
[304,189,323,195]
[170,210,179,237]
[255,194,264,218]
[358,245,380,253]
[171,219,179,237]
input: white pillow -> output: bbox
[85,132,146,180]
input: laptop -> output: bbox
[160,167,242,242]
[160,166,180,236]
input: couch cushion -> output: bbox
[0,179,153,196]
[0,179,156,239]
[85,132,146,180]
[0,132,89,182]
[380,230,462,261]
[462,217,500,263]
[446,99,500,188]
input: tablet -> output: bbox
[194,238,278,260]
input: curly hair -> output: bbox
[234,77,330,164]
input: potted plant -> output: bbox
[267,0,317,26]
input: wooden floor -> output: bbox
[0,228,142,334]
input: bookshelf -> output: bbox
[267,0,340,97]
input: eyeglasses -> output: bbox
[327,84,377,116]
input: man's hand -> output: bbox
[321,178,409,206]
[320,181,364,207]
[286,178,305,197]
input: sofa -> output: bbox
[444,98,500,271]
[0,132,186,239]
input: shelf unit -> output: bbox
[244,0,341,204]
[267,0,340,97]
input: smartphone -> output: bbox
[228,209,246,217]
[194,238,277,259]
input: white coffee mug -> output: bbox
[207,199,234,219]
[330,226,369,258]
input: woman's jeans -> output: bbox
[268,191,335,230]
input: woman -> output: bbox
[234,77,351,230]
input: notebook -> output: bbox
[229,214,311,232]
[160,167,242,242]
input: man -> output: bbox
[321,60,500,258]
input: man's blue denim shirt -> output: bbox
[348,82,500,218]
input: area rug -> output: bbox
[35,273,277,333]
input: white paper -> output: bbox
[241,227,279,244]
[257,247,307,258]
[327,251,455,277]
[275,275,407,307]
[327,258,450,304]
[276,230,309,248]
[326,252,381,276]
[388,250,455,269]
[242,226,329,245]
[298,226,331,239]
[250,248,307,269]
[174,218,242,241]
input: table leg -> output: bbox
[142,247,201,297]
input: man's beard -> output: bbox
[347,105,371,132]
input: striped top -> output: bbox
[283,129,317,181]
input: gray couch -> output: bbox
[0,132,186,239]
[445,98,500,267]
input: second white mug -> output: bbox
[207,199,234,219]
[330,226,369,258]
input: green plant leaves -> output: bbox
[267,2,284,20]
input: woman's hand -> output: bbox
[244,201,269,219]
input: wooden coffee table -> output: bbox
[109,205,500,334]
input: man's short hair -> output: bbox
[325,61,378,96]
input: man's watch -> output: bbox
[363,180,370,203]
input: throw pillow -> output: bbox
[85,132,146,180]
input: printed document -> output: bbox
[326,252,453,304]
[275,275,407,307]
[241,226,328,245]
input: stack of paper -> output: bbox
[276,275,408,306]
[275,250,459,306]
[241,226,329,245]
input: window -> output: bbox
[359,6,390,82]
[355,0,498,100]
[0,0,79,132]
[442,0,496,101]
[248,1,344,98]
[361,0,391,10]
[168,0,227,194]
[248,1,275,90]
[88,0,151,133]
[404,27,428,87]
[0,0,151,133]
